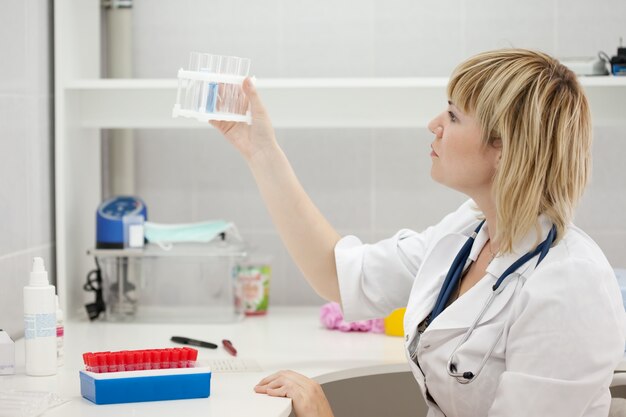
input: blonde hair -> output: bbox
[447,49,592,253]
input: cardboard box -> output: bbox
[0,330,15,375]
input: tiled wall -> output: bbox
[127,0,626,307]
[0,0,55,338]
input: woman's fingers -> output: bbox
[266,386,289,398]
[256,371,284,387]
[254,371,335,417]
[242,77,269,121]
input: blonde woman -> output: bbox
[211,49,626,417]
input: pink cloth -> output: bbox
[320,302,385,333]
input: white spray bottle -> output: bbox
[23,257,57,376]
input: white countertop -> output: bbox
[0,307,409,417]
[3,306,625,416]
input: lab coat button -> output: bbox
[405,335,409,341]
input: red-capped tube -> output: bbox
[115,352,125,372]
[134,351,145,371]
[171,349,180,368]
[187,348,198,367]
[125,351,136,371]
[108,352,119,372]
[161,349,171,369]
[151,350,161,370]
[180,348,189,368]
[86,354,98,372]
[95,353,107,373]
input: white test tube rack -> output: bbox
[172,53,252,125]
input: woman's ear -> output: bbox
[491,138,503,169]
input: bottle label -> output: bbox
[235,264,271,315]
[24,313,56,340]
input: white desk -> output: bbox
[0,307,409,417]
[4,307,625,417]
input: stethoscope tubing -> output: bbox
[446,290,505,383]
[443,224,556,384]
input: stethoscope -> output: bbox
[414,220,557,384]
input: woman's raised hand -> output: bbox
[209,77,277,161]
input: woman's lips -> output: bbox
[430,146,438,157]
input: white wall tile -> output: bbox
[554,0,626,58]
[0,0,27,93]
[372,129,467,232]
[193,130,273,228]
[0,97,29,256]
[0,0,50,95]
[575,127,626,232]
[132,0,285,78]
[26,95,53,247]
[278,129,372,230]
[372,0,465,76]
[25,0,52,94]
[281,0,374,77]
[0,256,20,338]
[463,0,557,57]
[584,231,626,269]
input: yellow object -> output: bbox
[384,307,406,337]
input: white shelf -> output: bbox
[86,242,248,258]
[65,76,626,129]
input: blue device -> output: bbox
[96,196,147,249]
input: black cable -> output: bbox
[84,257,106,320]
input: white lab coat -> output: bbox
[335,200,626,417]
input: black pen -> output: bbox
[170,336,218,349]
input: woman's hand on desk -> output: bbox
[254,370,334,417]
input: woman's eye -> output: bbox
[448,111,457,122]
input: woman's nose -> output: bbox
[428,117,443,138]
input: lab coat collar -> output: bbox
[485,214,554,280]
[404,230,477,338]
[421,216,551,334]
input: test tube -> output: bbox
[201,54,218,113]
[208,54,221,113]
[235,57,251,115]
[187,348,198,367]
[116,352,126,372]
[134,351,145,371]
[82,352,92,371]
[170,349,180,368]
[180,348,189,368]
[161,349,171,369]
[151,350,162,370]
[125,351,136,371]
[108,352,119,372]
[191,52,205,112]
[214,55,226,113]
[238,58,251,77]
[87,354,98,372]
[222,56,238,113]
[185,52,201,111]
[96,353,107,373]
[189,51,201,71]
